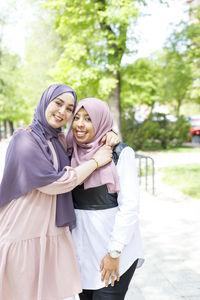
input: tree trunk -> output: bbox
[8,120,14,135]
[176,97,184,118]
[108,71,122,140]
[3,120,7,139]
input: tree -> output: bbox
[0,0,63,139]
[181,6,200,104]
[160,48,194,117]
[161,5,200,115]
[43,0,147,138]
[0,3,31,136]
[20,7,63,112]
[121,57,163,109]
[0,50,30,132]
[158,5,200,117]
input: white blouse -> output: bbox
[72,146,144,290]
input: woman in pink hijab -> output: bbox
[69,98,144,300]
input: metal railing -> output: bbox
[135,153,155,195]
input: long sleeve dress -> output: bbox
[0,140,82,300]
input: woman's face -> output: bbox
[45,93,75,128]
[72,107,95,143]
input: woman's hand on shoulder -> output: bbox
[13,125,31,135]
[100,254,120,287]
[101,131,120,147]
[93,145,112,168]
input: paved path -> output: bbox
[1,140,200,300]
[125,146,200,300]
[125,188,200,300]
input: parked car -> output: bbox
[188,116,200,144]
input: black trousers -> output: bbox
[79,259,138,300]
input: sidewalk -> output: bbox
[125,186,200,300]
[125,148,200,299]
[1,140,200,300]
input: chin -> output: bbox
[50,123,61,129]
[76,137,86,143]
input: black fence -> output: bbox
[135,153,155,195]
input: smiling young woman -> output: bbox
[72,107,95,143]
[68,98,144,300]
[45,93,75,128]
[0,84,117,300]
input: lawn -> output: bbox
[138,145,200,158]
[156,145,200,154]
[160,164,200,200]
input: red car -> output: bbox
[189,117,200,143]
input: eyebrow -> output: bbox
[56,97,74,107]
[76,112,90,116]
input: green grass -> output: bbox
[139,145,200,155]
[160,164,200,199]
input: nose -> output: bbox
[77,118,84,127]
[58,105,65,115]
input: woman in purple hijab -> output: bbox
[0,84,114,300]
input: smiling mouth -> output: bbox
[54,115,63,121]
[76,131,87,137]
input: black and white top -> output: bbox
[72,146,144,289]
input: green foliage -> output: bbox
[1,0,199,132]
[0,4,33,125]
[159,48,194,117]
[180,7,200,67]
[1,5,64,125]
[43,0,142,100]
[161,164,200,199]
[21,10,62,115]
[122,110,190,150]
[162,6,200,111]
[121,58,163,107]
[0,49,31,124]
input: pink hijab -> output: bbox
[69,98,120,193]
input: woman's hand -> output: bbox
[13,125,31,135]
[100,254,120,287]
[75,145,112,185]
[93,145,112,168]
[101,131,120,147]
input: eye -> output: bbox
[73,115,79,121]
[85,116,91,122]
[66,107,73,113]
[55,101,62,106]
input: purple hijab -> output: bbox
[0,84,77,229]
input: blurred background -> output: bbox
[0,1,200,299]
[1,0,200,197]
[0,0,199,145]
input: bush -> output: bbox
[122,111,190,151]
